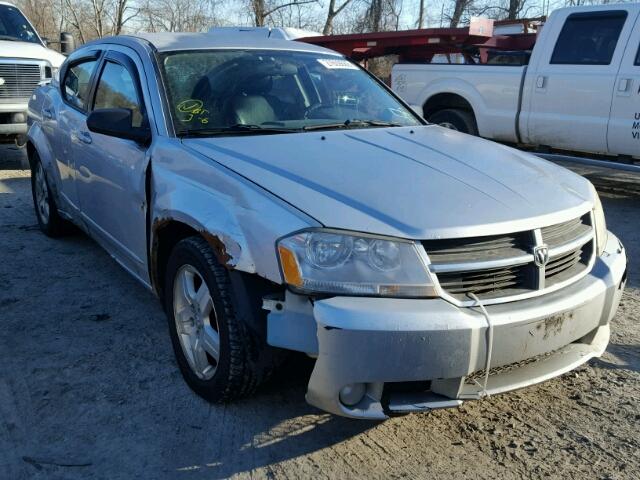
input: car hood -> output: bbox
[0,40,65,67]
[183,126,594,239]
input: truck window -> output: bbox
[635,44,640,66]
[0,4,40,44]
[550,11,628,65]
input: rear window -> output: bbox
[550,11,628,65]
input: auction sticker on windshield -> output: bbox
[317,59,359,70]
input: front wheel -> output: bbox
[164,236,279,403]
[428,109,478,135]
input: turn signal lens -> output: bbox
[278,245,303,288]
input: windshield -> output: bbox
[0,5,40,44]
[161,49,421,136]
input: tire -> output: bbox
[30,152,72,237]
[428,109,478,135]
[164,236,279,403]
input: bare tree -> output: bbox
[139,0,219,32]
[323,0,355,34]
[449,0,473,27]
[249,0,317,27]
[111,0,139,35]
[417,0,425,28]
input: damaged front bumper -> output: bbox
[269,233,627,419]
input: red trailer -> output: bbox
[298,18,541,65]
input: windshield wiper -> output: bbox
[180,124,298,137]
[0,35,18,42]
[302,119,401,131]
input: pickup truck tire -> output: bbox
[428,109,478,135]
[164,236,278,403]
[30,153,72,237]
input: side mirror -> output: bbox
[87,108,151,145]
[41,36,49,47]
[60,32,75,55]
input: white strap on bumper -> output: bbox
[468,292,495,398]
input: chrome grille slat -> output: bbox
[423,213,595,302]
[542,216,592,248]
[0,63,43,100]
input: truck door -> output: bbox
[524,8,633,155]
[607,10,640,158]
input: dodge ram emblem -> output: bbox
[533,245,550,267]
[0,78,5,86]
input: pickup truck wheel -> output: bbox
[428,109,478,135]
[164,236,277,403]
[30,154,72,237]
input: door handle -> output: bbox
[42,107,53,120]
[536,76,547,89]
[76,130,92,145]
[617,78,632,93]
[78,131,92,144]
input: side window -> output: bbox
[93,61,144,127]
[63,60,98,111]
[550,11,628,65]
[635,44,640,66]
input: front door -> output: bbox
[524,8,633,155]
[607,11,640,158]
[74,49,150,281]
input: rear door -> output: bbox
[607,8,640,158]
[49,52,100,211]
[524,8,634,154]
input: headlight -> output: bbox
[277,230,436,297]
[592,188,607,256]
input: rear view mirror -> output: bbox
[87,108,151,145]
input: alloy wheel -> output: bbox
[173,264,221,380]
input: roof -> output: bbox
[125,31,340,55]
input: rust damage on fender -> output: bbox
[148,216,241,295]
[200,230,237,269]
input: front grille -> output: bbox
[541,216,591,248]
[0,63,42,101]
[436,264,532,299]
[545,241,592,287]
[425,231,530,264]
[424,213,594,302]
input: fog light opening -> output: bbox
[339,383,366,407]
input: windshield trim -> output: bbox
[158,48,426,139]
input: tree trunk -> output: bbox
[253,0,266,26]
[418,0,425,28]
[323,0,337,34]
[508,0,519,20]
[449,0,468,28]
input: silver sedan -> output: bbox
[26,30,627,419]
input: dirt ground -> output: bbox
[0,145,638,480]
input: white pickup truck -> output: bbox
[392,4,640,161]
[0,1,70,144]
